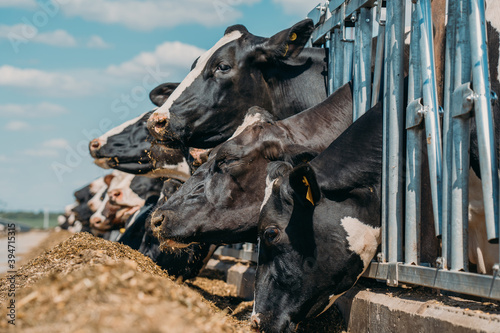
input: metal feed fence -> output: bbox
[307,0,500,300]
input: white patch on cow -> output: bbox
[228,112,266,141]
[156,157,191,182]
[341,216,381,273]
[89,176,106,195]
[153,30,243,119]
[468,170,499,274]
[108,171,145,207]
[485,0,500,82]
[90,193,109,226]
[64,201,78,215]
[260,176,277,211]
[98,112,148,146]
[88,181,108,212]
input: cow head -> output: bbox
[147,19,316,148]
[150,107,318,247]
[89,82,191,179]
[252,106,384,333]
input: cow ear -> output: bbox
[149,82,179,107]
[289,164,321,206]
[104,174,114,187]
[254,19,313,62]
[225,24,249,35]
[261,141,284,161]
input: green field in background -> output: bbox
[0,211,62,229]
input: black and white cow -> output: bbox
[150,82,354,247]
[90,171,163,234]
[251,104,384,333]
[147,19,330,148]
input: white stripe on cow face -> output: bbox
[108,172,145,207]
[89,176,106,195]
[341,216,381,272]
[152,30,243,119]
[260,176,277,211]
[99,111,153,147]
[485,0,500,82]
[228,112,267,141]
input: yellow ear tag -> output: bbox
[120,228,126,234]
[283,44,289,57]
[290,32,297,41]
[302,176,315,206]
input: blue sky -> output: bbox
[0,0,321,212]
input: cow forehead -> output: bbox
[108,172,135,191]
[153,30,243,118]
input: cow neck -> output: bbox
[278,82,354,152]
[267,47,329,119]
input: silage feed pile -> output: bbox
[0,232,346,333]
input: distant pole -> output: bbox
[43,208,49,229]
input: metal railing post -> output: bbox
[469,0,499,243]
[441,0,458,270]
[333,27,345,91]
[371,2,385,108]
[405,1,423,266]
[353,7,373,120]
[416,0,443,238]
[382,0,405,268]
[448,0,472,272]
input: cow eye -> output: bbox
[263,226,280,244]
[216,63,231,73]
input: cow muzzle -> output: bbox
[89,138,103,157]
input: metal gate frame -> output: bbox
[307,0,500,300]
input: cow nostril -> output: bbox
[250,314,261,329]
[155,119,167,132]
[150,213,165,228]
[90,139,101,151]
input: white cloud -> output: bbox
[272,0,321,16]
[59,0,260,31]
[0,102,68,118]
[0,24,77,48]
[42,138,70,149]
[87,35,112,49]
[5,120,31,131]
[0,0,36,9]
[106,41,205,79]
[23,149,59,157]
[0,65,94,97]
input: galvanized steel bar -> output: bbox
[353,7,373,120]
[449,0,473,272]
[450,84,474,271]
[363,262,500,300]
[381,0,405,265]
[371,24,385,107]
[469,0,499,242]
[310,0,377,45]
[333,27,345,91]
[441,0,458,270]
[405,2,423,266]
[417,0,443,237]
[327,32,336,95]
